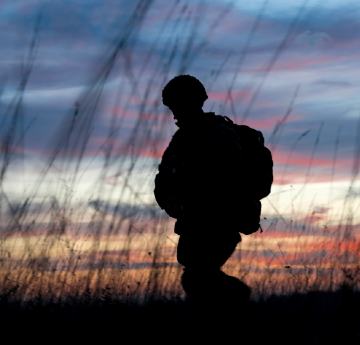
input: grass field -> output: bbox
[1,288,359,343]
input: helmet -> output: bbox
[162,75,208,108]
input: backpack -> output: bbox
[213,115,273,235]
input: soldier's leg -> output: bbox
[177,232,240,269]
[177,231,244,302]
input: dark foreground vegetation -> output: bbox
[1,287,359,344]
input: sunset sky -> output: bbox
[0,0,359,295]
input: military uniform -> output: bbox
[154,112,242,270]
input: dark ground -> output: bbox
[1,287,359,344]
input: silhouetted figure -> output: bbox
[154,75,272,308]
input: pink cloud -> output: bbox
[250,54,349,72]
[105,105,167,122]
[243,113,302,130]
[208,89,253,103]
[273,149,353,169]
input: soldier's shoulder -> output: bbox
[206,113,237,137]
[169,129,183,145]
[163,129,183,156]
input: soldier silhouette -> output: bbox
[154,75,272,305]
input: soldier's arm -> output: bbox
[154,135,184,218]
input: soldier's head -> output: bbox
[162,75,208,127]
